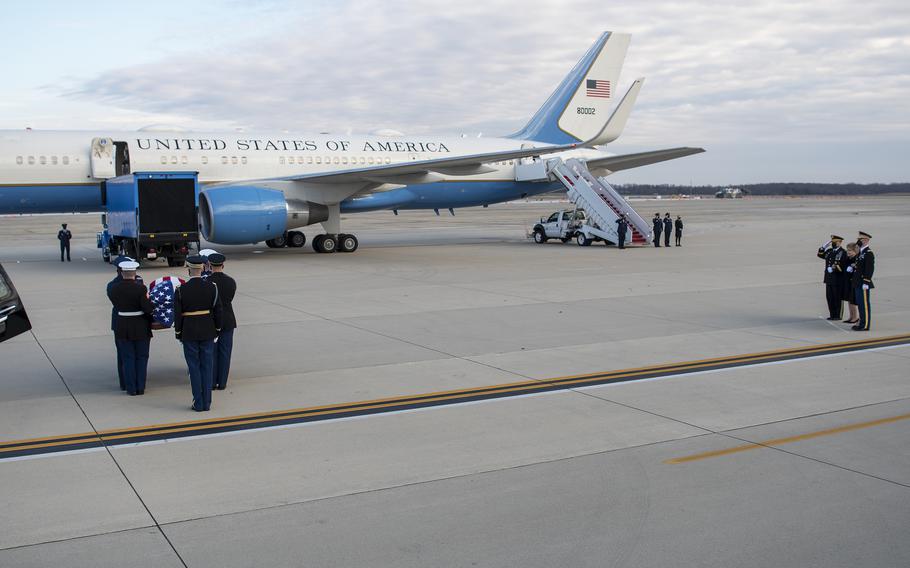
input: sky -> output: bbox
[1,0,908,185]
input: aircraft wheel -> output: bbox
[265,239,277,248]
[272,233,288,248]
[288,231,306,248]
[533,229,547,244]
[319,234,337,253]
[338,234,359,253]
[576,233,591,247]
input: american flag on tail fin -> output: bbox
[586,79,611,98]
[149,276,185,328]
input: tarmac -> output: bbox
[1,196,909,567]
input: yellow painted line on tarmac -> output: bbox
[665,412,910,464]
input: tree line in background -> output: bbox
[611,183,910,196]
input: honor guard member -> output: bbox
[674,215,684,246]
[615,215,629,249]
[107,260,154,395]
[816,235,847,320]
[850,231,875,331]
[57,223,72,262]
[652,213,662,247]
[174,255,223,411]
[207,253,236,390]
[199,248,218,279]
[663,213,672,247]
[107,256,142,390]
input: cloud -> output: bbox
[38,0,910,181]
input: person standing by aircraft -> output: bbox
[850,232,875,331]
[107,260,154,396]
[175,255,223,411]
[817,235,847,320]
[199,249,218,279]
[652,214,662,247]
[842,242,860,324]
[663,213,672,247]
[674,215,683,246]
[615,215,628,249]
[207,253,236,390]
[57,223,72,262]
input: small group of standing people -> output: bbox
[106,251,237,411]
[817,231,875,331]
[652,213,683,247]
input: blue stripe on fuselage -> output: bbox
[341,180,562,212]
[0,185,102,215]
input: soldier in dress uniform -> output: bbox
[674,215,684,246]
[652,213,662,247]
[106,260,154,395]
[207,253,237,390]
[174,255,223,411]
[107,255,142,390]
[199,248,218,280]
[816,234,847,320]
[662,213,672,247]
[850,231,875,331]
[615,215,628,249]
[57,223,72,262]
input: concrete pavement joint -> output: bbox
[26,330,190,568]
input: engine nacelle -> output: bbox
[199,186,328,245]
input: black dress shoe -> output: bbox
[826,317,840,320]
[851,326,866,331]
[128,392,137,396]
[137,390,144,395]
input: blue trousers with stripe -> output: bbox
[855,286,872,330]
[183,339,214,411]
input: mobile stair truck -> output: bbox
[526,157,651,247]
[97,172,200,266]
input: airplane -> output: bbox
[0,32,704,254]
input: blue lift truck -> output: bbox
[97,172,200,267]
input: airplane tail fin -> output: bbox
[509,32,631,144]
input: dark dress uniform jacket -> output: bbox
[663,217,672,233]
[174,278,223,341]
[208,272,237,330]
[817,246,847,285]
[675,219,683,233]
[851,247,875,289]
[107,280,154,340]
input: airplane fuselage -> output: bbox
[0,129,604,215]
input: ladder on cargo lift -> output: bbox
[549,158,651,245]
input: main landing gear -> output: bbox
[265,231,358,253]
[312,233,358,253]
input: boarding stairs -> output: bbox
[549,158,650,245]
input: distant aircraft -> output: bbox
[0,32,703,253]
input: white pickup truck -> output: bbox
[531,209,589,244]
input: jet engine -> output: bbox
[198,186,328,245]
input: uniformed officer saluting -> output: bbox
[817,234,847,320]
[174,255,223,411]
[57,223,72,262]
[207,253,237,390]
[106,260,154,395]
[663,213,672,247]
[849,231,875,331]
[615,215,628,249]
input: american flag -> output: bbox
[149,276,185,328]
[586,79,611,98]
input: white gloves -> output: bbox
[862,284,869,291]
[826,267,833,273]
[846,266,854,273]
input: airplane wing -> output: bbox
[260,142,582,186]
[586,147,705,173]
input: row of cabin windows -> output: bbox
[15,155,76,165]
[279,155,394,166]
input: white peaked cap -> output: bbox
[199,249,218,257]
[118,260,140,271]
